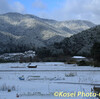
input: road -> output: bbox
[0,69,100,72]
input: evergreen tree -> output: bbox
[91,42,100,67]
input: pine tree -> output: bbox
[91,42,100,67]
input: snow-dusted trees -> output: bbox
[91,42,100,67]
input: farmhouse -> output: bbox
[72,56,87,61]
[24,50,35,58]
[0,50,36,62]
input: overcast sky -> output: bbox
[0,0,100,24]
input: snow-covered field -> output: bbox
[0,62,100,99]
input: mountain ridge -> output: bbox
[0,12,95,53]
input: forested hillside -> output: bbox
[0,12,95,54]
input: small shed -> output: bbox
[27,63,37,68]
[72,56,87,61]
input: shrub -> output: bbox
[94,61,100,67]
[77,60,91,66]
[67,59,77,64]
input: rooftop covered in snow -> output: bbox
[72,56,86,59]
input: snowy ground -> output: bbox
[0,62,100,99]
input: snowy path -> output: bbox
[54,82,100,86]
[1,70,100,72]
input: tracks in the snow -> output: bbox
[54,82,100,86]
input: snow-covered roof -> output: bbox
[8,53,23,56]
[25,50,35,54]
[72,56,86,59]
